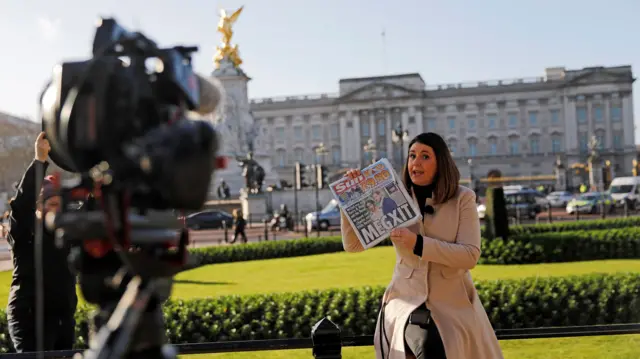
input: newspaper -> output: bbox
[329,158,421,249]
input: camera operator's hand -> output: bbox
[35,131,50,163]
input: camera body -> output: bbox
[41,18,219,211]
[38,18,223,359]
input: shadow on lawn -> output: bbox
[174,279,236,286]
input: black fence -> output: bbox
[243,212,329,230]
[2,318,639,358]
[506,200,640,226]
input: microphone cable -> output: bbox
[377,301,390,359]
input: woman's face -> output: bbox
[367,202,376,212]
[408,142,437,186]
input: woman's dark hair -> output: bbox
[402,132,460,204]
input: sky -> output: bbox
[0,0,638,141]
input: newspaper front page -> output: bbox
[329,158,421,249]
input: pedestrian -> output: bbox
[340,132,503,359]
[6,132,78,352]
[232,209,247,243]
[1,211,9,239]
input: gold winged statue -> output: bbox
[214,6,244,68]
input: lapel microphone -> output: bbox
[424,205,435,215]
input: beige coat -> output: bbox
[341,186,503,359]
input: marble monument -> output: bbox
[208,6,278,197]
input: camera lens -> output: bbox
[41,80,76,172]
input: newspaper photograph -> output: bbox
[329,158,421,249]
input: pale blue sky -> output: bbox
[1,0,638,141]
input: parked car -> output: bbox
[306,199,341,231]
[504,189,547,219]
[185,209,234,230]
[546,191,574,208]
[566,192,614,214]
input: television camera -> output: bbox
[39,17,223,359]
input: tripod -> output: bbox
[81,273,176,359]
[54,188,189,359]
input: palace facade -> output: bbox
[249,65,636,188]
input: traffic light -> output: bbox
[295,162,308,190]
[316,165,329,189]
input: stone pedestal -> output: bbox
[240,188,335,220]
[210,162,247,198]
[589,160,604,192]
[554,168,567,191]
[240,191,269,222]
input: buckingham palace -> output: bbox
[249,65,635,188]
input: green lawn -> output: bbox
[168,246,640,299]
[1,248,638,357]
[0,246,639,306]
[179,335,640,359]
[169,249,640,358]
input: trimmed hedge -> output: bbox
[186,236,347,268]
[506,217,640,236]
[480,227,640,264]
[186,225,640,268]
[0,273,637,352]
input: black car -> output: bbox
[185,210,233,230]
[504,189,547,219]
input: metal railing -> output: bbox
[1,318,639,358]
[214,212,339,244]
[509,200,640,226]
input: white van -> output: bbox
[608,176,640,208]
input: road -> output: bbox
[0,226,332,271]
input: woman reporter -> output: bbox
[340,132,503,359]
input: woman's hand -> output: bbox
[344,168,361,179]
[390,227,418,251]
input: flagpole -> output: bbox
[381,27,387,74]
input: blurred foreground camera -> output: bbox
[41,17,222,210]
[38,18,224,359]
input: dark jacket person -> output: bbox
[6,132,78,352]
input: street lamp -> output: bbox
[313,143,329,237]
[265,185,274,214]
[467,158,475,192]
[392,124,410,167]
[363,138,378,165]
